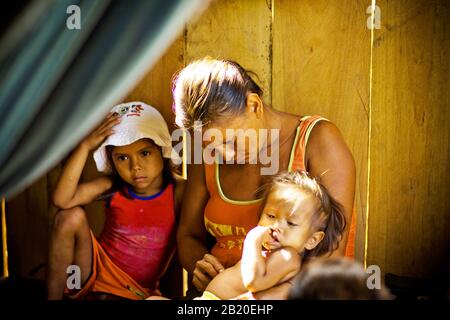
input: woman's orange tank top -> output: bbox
[204,116,356,268]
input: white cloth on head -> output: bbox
[93,102,179,174]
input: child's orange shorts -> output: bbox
[65,231,160,300]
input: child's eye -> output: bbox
[266,213,275,219]
[288,221,299,227]
[141,150,151,156]
[116,155,128,161]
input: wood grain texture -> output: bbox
[186,0,272,104]
[367,0,450,279]
[125,35,185,133]
[8,174,49,280]
[272,0,371,262]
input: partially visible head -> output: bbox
[258,171,346,258]
[172,57,263,130]
[288,257,393,300]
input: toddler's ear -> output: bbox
[304,231,325,250]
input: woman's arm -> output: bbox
[173,174,186,220]
[176,163,224,291]
[52,113,119,209]
[306,121,356,255]
[241,226,301,292]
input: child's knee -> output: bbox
[53,206,87,234]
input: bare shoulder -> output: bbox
[173,174,186,196]
[308,120,346,150]
[173,172,186,186]
[306,120,355,171]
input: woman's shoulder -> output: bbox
[307,119,344,148]
[173,173,186,191]
[305,118,354,171]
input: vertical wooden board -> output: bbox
[273,0,371,262]
[7,192,28,277]
[126,35,185,133]
[186,0,272,104]
[368,0,450,279]
[7,174,49,280]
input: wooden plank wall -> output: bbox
[367,0,450,279]
[186,0,272,104]
[5,0,449,293]
[272,0,370,263]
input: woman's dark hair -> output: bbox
[103,139,174,200]
[172,57,263,129]
[262,170,347,259]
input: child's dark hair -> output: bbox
[104,139,174,200]
[288,257,393,300]
[172,57,263,129]
[262,170,347,259]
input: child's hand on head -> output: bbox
[81,112,121,151]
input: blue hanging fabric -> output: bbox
[0,0,205,198]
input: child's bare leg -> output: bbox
[47,206,93,299]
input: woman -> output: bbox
[172,58,356,298]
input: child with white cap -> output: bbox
[47,102,184,300]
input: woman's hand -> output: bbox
[80,112,121,151]
[192,253,224,292]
